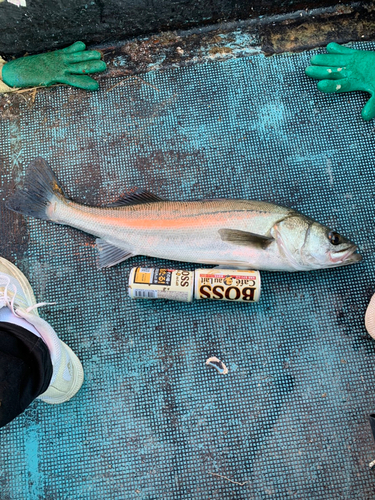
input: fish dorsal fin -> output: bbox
[219,228,274,249]
[106,188,165,207]
[96,239,135,268]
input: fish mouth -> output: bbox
[330,245,362,267]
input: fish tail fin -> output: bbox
[6,157,66,221]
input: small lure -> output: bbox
[205,356,228,375]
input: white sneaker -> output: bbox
[0,257,84,404]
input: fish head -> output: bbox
[275,214,362,270]
[304,221,362,268]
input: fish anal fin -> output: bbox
[219,228,274,249]
[106,188,164,208]
[96,238,134,268]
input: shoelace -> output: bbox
[0,275,55,317]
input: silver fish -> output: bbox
[6,158,361,271]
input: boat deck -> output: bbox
[0,30,374,500]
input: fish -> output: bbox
[6,157,361,272]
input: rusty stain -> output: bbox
[89,2,375,82]
[261,4,375,54]
[263,17,375,53]
[210,35,223,44]
[209,46,233,55]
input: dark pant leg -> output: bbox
[0,322,53,428]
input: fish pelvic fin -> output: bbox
[96,239,135,269]
[6,157,65,221]
[219,228,274,249]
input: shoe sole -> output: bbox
[0,257,40,316]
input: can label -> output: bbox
[129,267,194,302]
[194,269,261,302]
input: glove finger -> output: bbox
[306,66,348,80]
[317,78,352,93]
[310,54,349,67]
[68,60,107,75]
[326,42,356,55]
[67,51,103,63]
[58,74,99,90]
[63,41,87,54]
[361,93,375,121]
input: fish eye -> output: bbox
[328,231,341,246]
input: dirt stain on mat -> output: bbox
[0,115,29,261]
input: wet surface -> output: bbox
[94,3,375,79]
[1,1,372,56]
[1,33,375,500]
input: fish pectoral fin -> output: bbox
[96,239,134,269]
[218,228,274,249]
[105,188,165,207]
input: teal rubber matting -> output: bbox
[1,42,375,499]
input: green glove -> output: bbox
[2,41,106,91]
[306,43,375,121]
